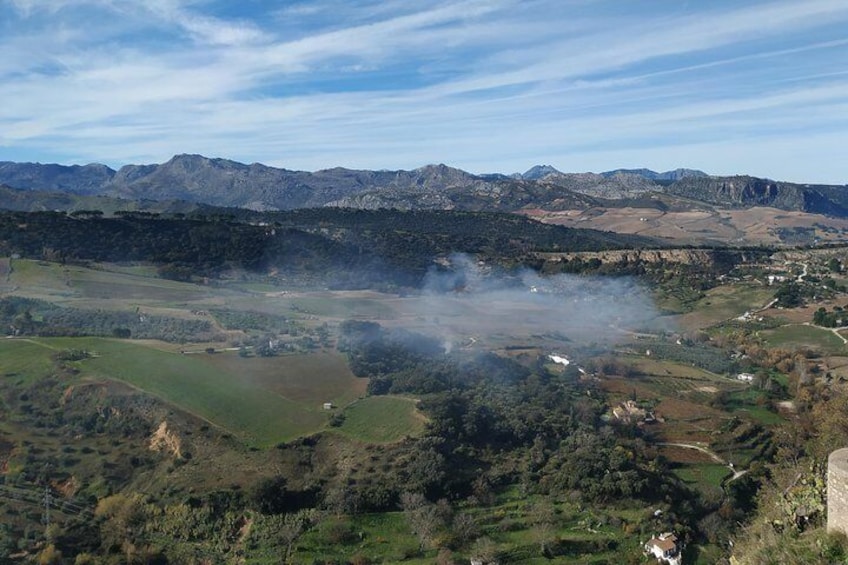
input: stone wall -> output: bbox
[827,448,848,534]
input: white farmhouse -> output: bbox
[644,532,682,565]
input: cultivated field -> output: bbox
[3,337,368,447]
[334,396,427,444]
[762,324,847,354]
[524,206,848,246]
[676,283,776,330]
[0,338,57,384]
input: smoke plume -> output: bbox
[405,254,666,349]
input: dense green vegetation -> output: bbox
[0,209,657,291]
[0,330,712,564]
[3,209,848,563]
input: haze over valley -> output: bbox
[2,1,848,563]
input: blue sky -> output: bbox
[1,0,847,182]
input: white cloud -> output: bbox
[1,0,847,183]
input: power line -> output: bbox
[0,483,93,518]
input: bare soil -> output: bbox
[522,206,848,246]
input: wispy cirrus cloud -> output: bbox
[1,0,847,182]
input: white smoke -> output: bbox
[407,253,666,348]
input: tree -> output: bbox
[250,476,289,515]
[774,282,803,308]
[36,544,63,565]
[278,510,316,564]
[471,536,501,564]
[451,512,480,547]
[400,492,450,551]
[112,327,131,338]
[95,493,151,562]
[529,500,557,557]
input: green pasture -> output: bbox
[475,491,644,564]
[5,258,216,306]
[762,324,846,353]
[4,259,69,295]
[334,396,427,443]
[206,351,366,406]
[678,283,775,329]
[673,463,730,490]
[722,387,785,425]
[732,405,783,426]
[97,263,162,278]
[0,339,58,383]
[67,267,211,303]
[4,337,367,447]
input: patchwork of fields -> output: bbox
[0,257,823,492]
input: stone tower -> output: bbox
[828,448,848,534]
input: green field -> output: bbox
[4,337,368,447]
[673,463,730,490]
[762,324,846,353]
[3,258,219,307]
[206,351,367,405]
[0,339,59,383]
[678,283,776,329]
[335,396,427,443]
[725,388,785,425]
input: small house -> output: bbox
[612,400,656,425]
[323,402,334,410]
[737,373,755,382]
[644,532,681,565]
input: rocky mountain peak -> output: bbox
[520,165,562,180]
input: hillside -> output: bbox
[4,203,848,562]
[0,209,659,291]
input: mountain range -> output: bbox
[0,154,846,217]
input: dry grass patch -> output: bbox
[659,445,718,465]
[524,206,848,246]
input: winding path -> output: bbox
[658,442,748,482]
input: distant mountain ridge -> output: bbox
[0,155,846,217]
[599,168,709,181]
[512,165,708,182]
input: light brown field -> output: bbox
[600,374,726,444]
[523,206,848,246]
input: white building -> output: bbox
[644,532,682,565]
